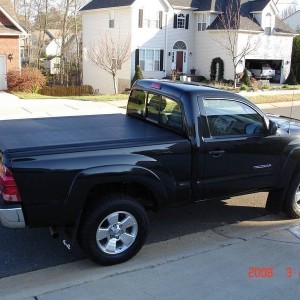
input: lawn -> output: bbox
[11,85,300,106]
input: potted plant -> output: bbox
[190,68,196,75]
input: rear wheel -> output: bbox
[78,193,148,265]
[285,171,300,219]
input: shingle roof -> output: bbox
[206,0,294,33]
[0,0,24,35]
[80,0,135,11]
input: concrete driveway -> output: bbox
[0,91,124,120]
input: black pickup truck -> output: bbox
[1,79,300,265]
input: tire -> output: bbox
[285,171,300,219]
[78,193,148,265]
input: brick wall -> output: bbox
[0,36,20,72]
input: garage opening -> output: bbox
[245,59,282,83]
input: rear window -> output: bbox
[127,89,183,132]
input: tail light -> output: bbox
[0,163,22,203]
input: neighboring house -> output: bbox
[81,0,295,94]
[0,0,27,90]
[283,10,300,31]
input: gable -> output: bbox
[0,1,27,36]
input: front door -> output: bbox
[176,51,183,73]
[195,98,284,199]
[0,56,7,90]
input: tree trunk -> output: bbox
[113,74,118,94]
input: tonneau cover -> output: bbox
[0,114,182,155]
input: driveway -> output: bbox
[0,91,124,120]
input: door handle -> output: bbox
[209,150,225,157]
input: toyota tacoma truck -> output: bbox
[1,79,300,265]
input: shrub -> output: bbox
[261,84,270,90]
[240,69,251,86]
[7,67,46,93]
[131,65,144,86]
[240,84,249,91]
[285,68,298,85]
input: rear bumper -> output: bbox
[0,206,25,228]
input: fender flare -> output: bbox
[66,164,169,219]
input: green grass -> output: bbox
[12,92,129,101]
[10,85,300,106]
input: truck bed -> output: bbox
[0,114,182,156]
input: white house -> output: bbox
[81,0,296,94]
[283,10,300,31]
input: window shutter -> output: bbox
[160,50,164,71]
[185,14,189,29]
[135,49,139,70]
[138,9,143,28]
[173,14,177,28]
[159,11,163,29]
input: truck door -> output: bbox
[198,98,283,199]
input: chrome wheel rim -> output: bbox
[295,184,300,209]
[96,211,138,255]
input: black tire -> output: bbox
[78,193,148,265]
[285,171,300,219]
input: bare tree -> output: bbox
[87,32,131,94]
[211,0,260,87]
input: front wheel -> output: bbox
[285,171,300,219]
[78,193,148,265]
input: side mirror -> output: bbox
[268,120,278,136]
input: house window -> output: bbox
[139,49,161,71]
[177,13,185,29]
[109,11,115,28]
[198,13,207,31]
[138,9,163,29]
[265,27,271,35]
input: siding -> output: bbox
[82,7,132,94]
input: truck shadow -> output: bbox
[0,193,268,278]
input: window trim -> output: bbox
[139,48,162,72]
[198,13,207,31]
[177,13,186,29]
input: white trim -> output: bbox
[0,7,27,35]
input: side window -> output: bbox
[146,93,183,130]
[203,99,265,137]
[127,90,146,117]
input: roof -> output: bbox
[0,0,26,35]
[80,0,135,11]
[206,0,294,33]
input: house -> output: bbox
[283,10,300,31]
[0,0,27,90]
[81,0,295,94]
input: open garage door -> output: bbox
[245,59,282,83]
[0,56,7,90]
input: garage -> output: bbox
[0,55,7,90]
[245,59,283,83]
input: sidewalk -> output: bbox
[0,214,299,300]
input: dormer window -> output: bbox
[265,13,272,35]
